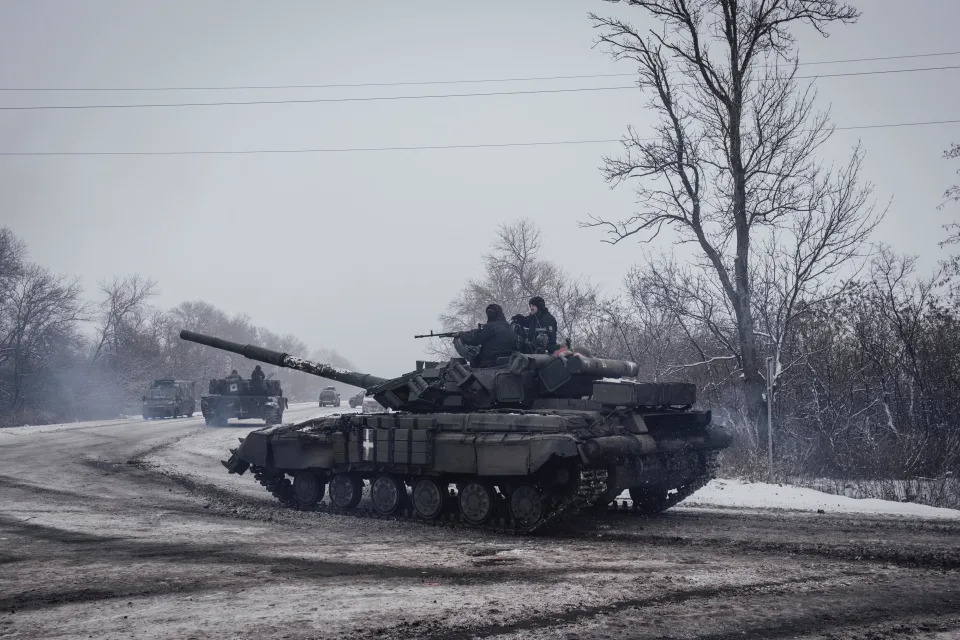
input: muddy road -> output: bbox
[2,407,959,639]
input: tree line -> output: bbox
[0,228,352,427]
[442,0,960,485]
[446,217,958,483]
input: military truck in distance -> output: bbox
[180,329,731,534]
[200,375,287,426]
[142,380,196,419]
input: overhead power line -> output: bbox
[2,50,959,92]
[1,119,956,156]
[1,65,958,111]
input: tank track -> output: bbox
[251,466,608,535]
[605,450,720,515]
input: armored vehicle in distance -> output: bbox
[200,374,287,426]
[180,329,731,533]
[142,379,195,419]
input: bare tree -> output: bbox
[941,143,960,245]
[0,263,85,412]
[584,0,873,444]
[442,219,559,331]
[440,219,602,348]
[0,228,25,281]
[90,275,158,364]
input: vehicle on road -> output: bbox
[142,380,195,419]
[199,375,287,426]
[319,386,340,407]
[361,396,386,414]
[348,390,364,408]
[181,329,731,535]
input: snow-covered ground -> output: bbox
[678,477,960,520]
[0,401,324,437]
[5,410,960,639]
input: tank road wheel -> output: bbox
[628,486,672,514]
[592,483,620,509]
[509,484,545,528]
[292,471,325,508]
[370,474,405,516]
[412,477,446,520]
[329,473,363,509]
[459,481,494,524]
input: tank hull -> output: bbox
[201,394,285,426]
[223,409,731,533]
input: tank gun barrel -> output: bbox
[179,330,387,390]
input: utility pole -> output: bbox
[766,356,775,484]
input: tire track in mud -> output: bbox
[689,611,960,640]
[354,574,960,640]
[0,516,627,592]
[610,584,960,640]
[124,428,203,464]
[592,505,960,535]
[0,580,216,613]
[584,529,960,570]
[0,474,91,500]
[0,516,124,544]
[349,574,840,640]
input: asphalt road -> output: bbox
[1,406,959,640]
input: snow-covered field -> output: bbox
[680,477,960,520]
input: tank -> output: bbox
[199,371,288,426]
[180,329,732,533]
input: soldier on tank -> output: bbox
[512,296,559,353]
[226,369,242,382]
[250,364,266,390]
[456,303,516,368]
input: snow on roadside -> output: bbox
[677,478,960,520]
[0,401,322,436]
[0,417,139,436]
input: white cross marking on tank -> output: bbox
[362,434,375,460]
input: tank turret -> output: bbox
[180,330,696,414]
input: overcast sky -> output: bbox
[2,0,958,376]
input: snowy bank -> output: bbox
[678,478,960,520]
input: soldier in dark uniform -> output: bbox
[514,296,559,353]
[226,369,242,382]
[457,303,517,368]
[250,364,265,390]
